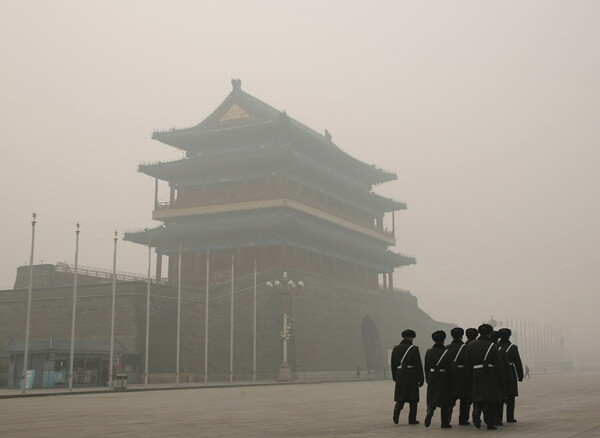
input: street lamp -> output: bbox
[266,272,304,381]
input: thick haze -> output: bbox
[1,2,599,363]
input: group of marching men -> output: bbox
[390,324,524,430]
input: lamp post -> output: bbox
[266,272,304,381]
[21,212,37,394]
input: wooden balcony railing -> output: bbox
[154,190,394,237]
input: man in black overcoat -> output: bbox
[464,324,506,430]
[461,327,479,424]
[424,330,454,428]
[492,330,510,426]
[498,328,524,423]
[390,329,424,425]
[447,327,470,425]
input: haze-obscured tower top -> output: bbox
[125,79,415,288]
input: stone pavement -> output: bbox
[1,372,599,437]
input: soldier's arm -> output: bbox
[464,347,473,384]
[415,348,425,386]
[390,348,398,381]
[493,347,506,386]
[443,350,454,378]
[424,350,431,383]
[514,346,524,381]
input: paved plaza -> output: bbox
[1,372,599,437]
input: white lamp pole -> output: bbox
[108,231,118,389]
[204,249,209,385]
[253,260,257,383]
[229,255,234,383]
[21,212,37,394]
[68,223,81,391]
[266,272,304,381]
[144,240,152,386]
[176,244,182,386]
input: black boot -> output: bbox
[424,408,434,428]
[393,402,402,424]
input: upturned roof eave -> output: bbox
[150,81,396,184]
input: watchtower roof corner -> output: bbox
[150,79,397,184]
[151,79,283,144]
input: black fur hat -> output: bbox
[450,327,464,338]
[465,328,478,340]
[432,330,446,342]
[478,324,493,335]
[498,328,512,339]
[402,329,416,338]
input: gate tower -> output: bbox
[124,79,415,286]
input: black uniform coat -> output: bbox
[498,340,524,396]
[391,340,424,402]
[464,337,506,403]
[424,344,454,408]
[446,339,468,399]
[496,343,510,401]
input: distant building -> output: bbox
[0,80,452,387]
[125,78,414,287]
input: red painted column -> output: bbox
[169,254,179,284]
[259,245,268,270]
[156,252,162,282]
[235,248,244,276]
[194,251,203,284]
[279,244,288,268]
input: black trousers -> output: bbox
[427,406,451,426]
[395,401,418,423]
[454,397,471,424]
[473,402,498,427]
[496,402,504,425]
[505,395,516,421]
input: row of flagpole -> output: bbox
[20,214,260,393]
[504,316,565,368]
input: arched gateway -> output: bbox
[361,315,385,378]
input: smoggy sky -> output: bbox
[1,1,599,362]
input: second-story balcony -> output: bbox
[153,188,396,244]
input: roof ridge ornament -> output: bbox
[231,78,242,91]
[325,129,332,142]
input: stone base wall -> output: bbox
[0,268,452,386]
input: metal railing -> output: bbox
[55,262,153,283]
[52,262,412,297]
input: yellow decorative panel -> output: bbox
[218,103,254,122]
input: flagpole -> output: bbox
[176,244,182,386]
[68,223,80,391]
[108,231,118,389]
[253,259,257,383]
[21,212,37,394]
[230,254,234,383]
[144,240,152,386]
[204,249,209,385]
